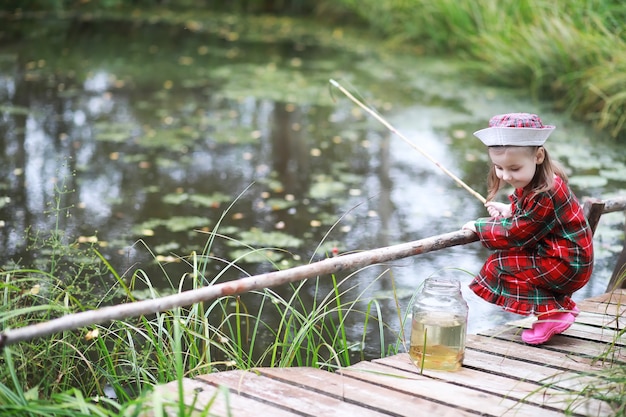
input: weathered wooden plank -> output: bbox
[465,334,605,371]
[477,325,620,359]
[374,353,612,416]
[256,367,474,417]
[575,310,625,330]
[147,291,626,416]
[196,369,390,417]
[577,299,626,316]
[342,360,568,417]
[565,322,626,346]
[584,289,626,305]
[463,349,600,392]
[151,377,300,417]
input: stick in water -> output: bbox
[329,79,487,204]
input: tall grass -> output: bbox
[335,0,626,140]
[0,195,402,415]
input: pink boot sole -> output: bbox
[521,312,576,345]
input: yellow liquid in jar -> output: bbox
[409,314,465,371]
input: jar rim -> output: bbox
[423,278,461,291]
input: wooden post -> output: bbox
[588,197,626,291]
[583,198,605,235]
[606,216,626,290]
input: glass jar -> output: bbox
[409,278,468,371]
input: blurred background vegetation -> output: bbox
[2,0,625,141]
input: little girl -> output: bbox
[462,113,594,345]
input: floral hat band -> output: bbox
[473,113,555,147]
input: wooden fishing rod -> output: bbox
[329,79,487,205]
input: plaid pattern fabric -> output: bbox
[488,113,548,129]
[469,176,594,315]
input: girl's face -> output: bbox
[489,146,545,190]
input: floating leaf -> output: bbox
[154,241,181,254]
[267,198,297,211]
[0,105,31,116]
[162,216,211,233]
[229,229,303,249]
[568,175,608,188]
[163,192,231,208]
[599,168,626,183]
[189,192,231,208]
[93,122,135,143]
[229,248,284,263]
[163,193,189,205]
[131,216,211,234]
[0,196,10,209]
[309,178,347,199]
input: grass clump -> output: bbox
[0,189,401,415]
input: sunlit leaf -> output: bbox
[30,284,40,295]
[85,329,99,340]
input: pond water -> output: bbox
[1,13,625,360]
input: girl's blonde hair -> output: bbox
[486,146,568,202]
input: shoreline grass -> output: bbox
[334,0,626,141]
[0,188,405,415]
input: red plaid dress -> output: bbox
[469,176,594,315]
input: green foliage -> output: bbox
[0,183,402,414]
[334,0,626,141]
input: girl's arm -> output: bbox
[475,195,556,250]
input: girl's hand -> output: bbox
[485,202,512,218]
[462,220,477,233]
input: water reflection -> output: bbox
[1,16,624,359]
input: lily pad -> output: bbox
[93,121,136,143]
[153,241,181,254]
[162,216,212,233]
[568,175,609,188]
[132,216,211,234]
[0,105,31,116]
[163,192,231,208]
[266,198,297,211]
[309,177,348,200]
[229,248,285,263]
[599,168,626,183]
[0,196,10,209]
[229,228,304,249]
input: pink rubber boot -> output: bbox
[521,311,576,345]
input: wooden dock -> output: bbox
[154,289,625,416]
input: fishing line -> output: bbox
[329,79,487,205]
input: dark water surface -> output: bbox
[1,14,625,359]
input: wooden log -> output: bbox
[0,229,478,348]
[2,196,625,348]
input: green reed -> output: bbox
[0,207,402,415]
[335,0,626,140]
